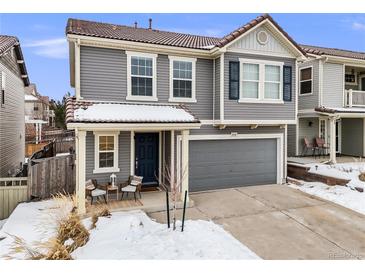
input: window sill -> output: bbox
[126,95,158,102]
[93,167,120,174]
[168,98,197,103]
[238,99,285,104]
[299,93,313,97]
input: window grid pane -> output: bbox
[242,63,259,81]
[173,80,192,98]
[172,60,193,98]
[242,81,259,98]
[99,152,114,168]
[264,82,280,99]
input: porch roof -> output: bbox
[65,97,200,124]
[315,106,365,116]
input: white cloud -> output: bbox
[352,22,365,31]
[23,38,67,59]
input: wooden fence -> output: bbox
[28,154,76,199]
[25,142,51,157]
[0,177,28,220]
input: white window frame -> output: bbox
[168,56,197,103]
[93,132,120,174]
[299,65,313,96]
[1,71,5,107]
[238,58,284,104]
[126,51,158,102]
[319,118,327,144]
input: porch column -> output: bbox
[170,130,175,188]
[181,130,189,201]
[76,129,86,214]
[39,123,42,143]
[329,117,337,164]
[35,123,39,144]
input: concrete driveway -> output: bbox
[149,185,365,260]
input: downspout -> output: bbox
[213,58,215,124]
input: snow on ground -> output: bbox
[289,180,365,215]
[0,219,7,230]
[0,199,72,259]
[73,210,259,260]
[306,162,365,189]
[0,200,259,260]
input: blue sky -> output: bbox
[0,13,365,100]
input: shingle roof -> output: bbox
[301,44,365,61]
[65,97,200,124]
[66,18,220,50]
[0,35,30,86]
[66,14,305,55]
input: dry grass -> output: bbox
[359,172,365,182]
[90,206,111,229]
[4,193,90,260]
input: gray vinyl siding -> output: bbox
[214,57,220,120]
[287,124,297,156]
[298,117,319,155]
[85,131,131,184]
[0,56,25,177]
[341,118,363,157]
[322,62,344,108]
[80,46,213,120]
[223,52,296,120]
[298,59,320,110]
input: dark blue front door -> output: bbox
[135,133,159,185]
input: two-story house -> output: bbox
[0,35,30,177]
[65,14,307,213]
[288,45,365,164]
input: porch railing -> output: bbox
[345,89,365,107]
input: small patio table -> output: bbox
[106,184,119,201]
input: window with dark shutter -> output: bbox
[283,66,292,102]
[229,61,239,100]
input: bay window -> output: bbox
[239,58,283,103]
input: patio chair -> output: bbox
[301,137,319,157]
[120,175,143,202]
[315,137,330,157]
[85,179,107,205]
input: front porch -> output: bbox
[297,111,365,164]
[66,97,200,214]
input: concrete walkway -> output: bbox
[149,185,365,260]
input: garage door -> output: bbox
[189,138,277,192]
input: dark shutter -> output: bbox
[283,65,292,102]
[229,61,239,100]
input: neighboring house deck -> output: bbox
[65,14,307,213]
[0,35,29,177]
[288,44,365,164]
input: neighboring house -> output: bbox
[25,84,55,143]
[65,14,307,213]
[288,45,365,163]
[0,35,30,177]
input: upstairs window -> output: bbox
[126,52,157,101]
[239,59,283,103]
[299,67,313,95]
[169,56,196,103]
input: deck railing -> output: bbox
[345,89,365,107]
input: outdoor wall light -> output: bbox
[308,121,313,127]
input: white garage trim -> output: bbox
[176,133,284,189]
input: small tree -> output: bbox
[50,92,70,129]
[159,164,186,230]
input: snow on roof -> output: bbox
[24,94,39,101]
[315,106,365,114]
[70,101,199,123]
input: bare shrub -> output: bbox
[90,206,111,229]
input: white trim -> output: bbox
[159,131,162,183]
[363,118,365,157]
[67,122,201,131]
[336,119,342,154]
[298,109,317,114]
[74,39,82,100]
[93,132,120,174]
[76,130,86,214]
[220,53,225,122]
[226,48,294,59]
[238,58,284,103]
[284,124,287,179]
[200,120,214,125]
[216,119,296,125]
[130,131,135,176]
[299,65,314,96]
[319,118,328,145]
[180,130,190,200]
[126,51,158,102]
[213,58,216,121]
[177,133,284,186]
[168,56,197,103]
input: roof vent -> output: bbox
[148,18,152,29]
[134,21,138,28]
